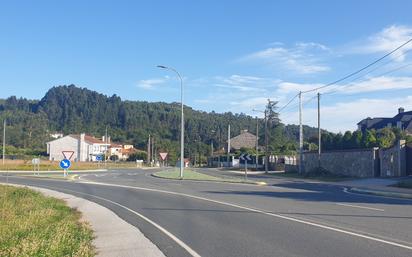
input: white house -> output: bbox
[46,133,110,162]
[108,143,137,161]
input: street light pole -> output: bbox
[157,65,184,179]
[2,119,5,166]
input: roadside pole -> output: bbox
[2,119,5,166]
[256,117,259,169]
[227,124,230,168]
[245,160,248,180]
[299,91,303,175]
[317,92,321,168]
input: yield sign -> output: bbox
[62,151,75,160]
[159,152,168,160]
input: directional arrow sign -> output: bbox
[239,154,245,160]
[59,159,71,169]
[245,154,252,161]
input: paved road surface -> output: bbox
[1,169,411,257]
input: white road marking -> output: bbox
[38,185,201,257]
[78,179,412,251]
[336,203,385,212]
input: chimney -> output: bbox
[398,107,404,114]
[80,133,85,142]
[102,135,105,142]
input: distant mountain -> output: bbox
[0,85,327,159]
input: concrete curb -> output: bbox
[151,173,268,186]
[0,183,165,257]
[350,187,412,199]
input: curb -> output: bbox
[350,187,412,199]
[151,173,267,186]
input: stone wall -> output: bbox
[302,148,377,178]
[379,140,406,177]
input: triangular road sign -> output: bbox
[62,151,75,160]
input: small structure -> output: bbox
[228,130,257,151]
[46,133,110,162]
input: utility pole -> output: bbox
[2,119,5,165]
[264,108,268,174]
[227,124,231,167]
[147,134,151,166]
[151,136,155,167]
[318,92,321,168]
[210,140,214,167]
[105,125,108,165]
[299,91,303,175]
[255,117,259,169]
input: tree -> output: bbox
[362,129,377,148]
[376,128,396,148]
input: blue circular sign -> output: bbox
[59,159,71,169]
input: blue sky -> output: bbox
[1,1,412,132]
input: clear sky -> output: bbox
[1,0,412,132]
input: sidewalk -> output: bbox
[335,178,412,199]
[2,183,165,257]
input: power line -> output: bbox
[278,93,299,113]
[322,61,412,96]
[302,38,412,94]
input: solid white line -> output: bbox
[336,203,385,212]
[76,179,412,251]
[37,185,201,257]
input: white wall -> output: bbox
[47,136,80,161]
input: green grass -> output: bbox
[271,172,351,182]
[393,180,412,189]
[0,185,95,257]
[153,169,264,185]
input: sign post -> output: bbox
[159,152,168,167]
[59,159,71,177]
[32,158,40,175]
[60,151,74,177]
[240,153,252,180]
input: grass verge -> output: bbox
[0,185,95,256]
[153,169,266,185]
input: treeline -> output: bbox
[0,85,321,161]
[317,127,412,151]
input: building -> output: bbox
[357,108,412,134]
[109,143,137,161]
[228,130,257,151]
[46,133,110,162]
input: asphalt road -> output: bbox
[1,169,412,257]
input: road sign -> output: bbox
[59,159,71,169]
[240,153,252,179]
[31,158,40,165]
[62,151,74,160]
[240,153,252,161]
[159,152,168,161]
[96,155,103,161]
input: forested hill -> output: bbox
[0,85,322,158]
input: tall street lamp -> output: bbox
[253,109,268,173]
[157,65,184,179]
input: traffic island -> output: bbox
[152,169,267,185]
[0,185,95,256]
